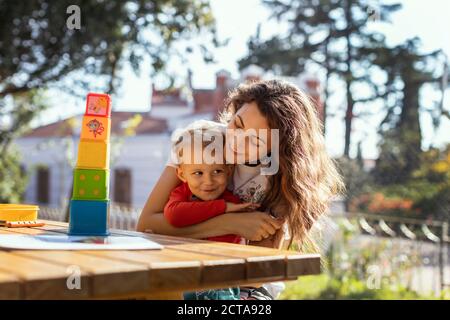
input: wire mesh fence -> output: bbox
[38,204,141,231]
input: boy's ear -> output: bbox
[176,167,187,183]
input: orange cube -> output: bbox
[80,116,111,142]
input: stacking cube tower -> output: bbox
[68,93,112,236]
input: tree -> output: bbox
[0,90,48,154]
[239,0,400,155]
[369,38,447,184]
[0,147,28,203]
[0,0,217,97]
[0,90,47,202]
[0,0,218,202]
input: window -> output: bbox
[114,168,132,205]
[36,166,50,204]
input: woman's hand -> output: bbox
[223,211,284,241]
[225,202,260,213]
[249,227,286,249]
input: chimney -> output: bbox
[299,73,324,122]
[216,69,230,89]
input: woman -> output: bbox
[137,79,344,299]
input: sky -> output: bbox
[38,0,450,159]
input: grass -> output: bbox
[279,274,441,300]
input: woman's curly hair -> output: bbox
[221,79,344,249]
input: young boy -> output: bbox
[164,124,256,300]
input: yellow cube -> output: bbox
[80,116,111,141]
[76,141,110,169]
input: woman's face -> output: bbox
[226,101,272,164]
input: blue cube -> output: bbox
[68,199,109,236]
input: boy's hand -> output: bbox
[225,202,260,213]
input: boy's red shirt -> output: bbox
[164,182,242,243]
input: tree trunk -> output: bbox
[398,77,422,179]
[344,79,354,157]
[343,0,354,157]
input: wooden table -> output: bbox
[0,220,320,299]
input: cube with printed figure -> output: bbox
[76,140,110,169]
[85,93,111,118]
[81,116,111,141]
[69,199,109,236]
[72,168,109,201]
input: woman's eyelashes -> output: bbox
[234,118,243,129]
[233,117,264,147]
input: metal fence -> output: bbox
[38,204,141,231]
[329,211,450,294]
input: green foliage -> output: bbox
[0,91,48,203]
[352,144,450,220]
[281,275,435,300]
[335,156,373,210]
[370,39,443,185]
[0,90,48,148]
[240,0,401,154]
[0,1,218,202]
[0,146,27,203]
[0,0,217,96]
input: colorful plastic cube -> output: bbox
[76,140,110,169]
[72,168,109,201]
[85,93,111,118]
[68,199,109,236]
[80,116,111,142]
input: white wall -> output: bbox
[15,137,75,208]
[150,105,193,119]
[111,133,172,207]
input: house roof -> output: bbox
[23,112,168,138]
[151,87,189,107]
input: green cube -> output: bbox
[72,168,109,200]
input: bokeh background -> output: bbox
[0,0,449,299]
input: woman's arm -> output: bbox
[137,166,284,240]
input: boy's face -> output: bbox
[177,163,232,201]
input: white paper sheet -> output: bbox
[0,234,163,250]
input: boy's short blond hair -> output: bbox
[170,120,226,165]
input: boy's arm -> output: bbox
[164,186,227,227]
[222,190,241,204]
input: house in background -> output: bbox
[15,65,325,208]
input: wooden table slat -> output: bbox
[0,251,90,299]
[14,250,149,297]
[0,220,321,299]
[84,249,246,287]
[0,270,21,299]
